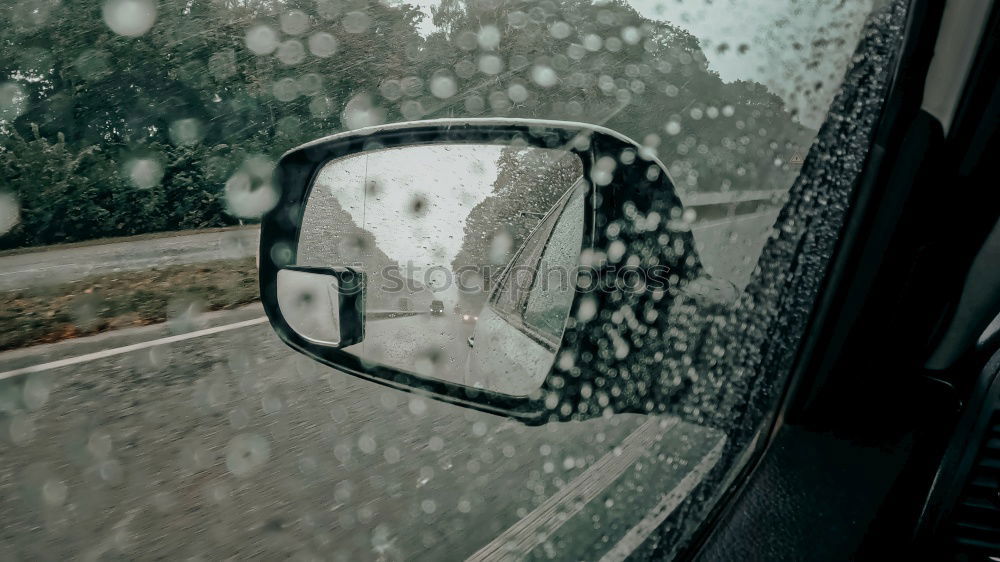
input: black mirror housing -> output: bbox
[259,118,701,424]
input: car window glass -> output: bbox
[0,0,909,560]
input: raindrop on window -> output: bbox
[0,192,20,236]
[477,25,501,50]
[280,9,310,36]
[124,157,163,189]
[342,92,385,130]
[277,39,306,66]
[245,24,279,55]
[308,31,338,57]
[430,73,458,99]
[531,65,558,88]
[549,21,571,39]
[0,82,28,121]
[478,54,503,75]
[343,11,370,34]
[225,433,271,478]
[102,0,156,37]
[168,118,202,146]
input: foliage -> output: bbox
[1,0,813,249]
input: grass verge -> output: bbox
[1,258,259,352]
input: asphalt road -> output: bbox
[0,209,773,560]
[346,313,478,387]
[0,312,724,561]
[0,227,259,291]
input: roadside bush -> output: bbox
[0,125,241,250]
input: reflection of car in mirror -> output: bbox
[430,300,444,316]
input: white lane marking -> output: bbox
[0,317,268,381]
[599,437,727,562]
[466,417,681,562]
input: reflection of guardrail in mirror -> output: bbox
[367,310,423,321]
[517,211,548,219]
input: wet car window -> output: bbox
[0,0,909,559]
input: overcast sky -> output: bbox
[315,144,501,275]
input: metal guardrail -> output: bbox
[680,189,788,208]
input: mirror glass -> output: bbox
[276,269,343,346]
[292,143,586,397]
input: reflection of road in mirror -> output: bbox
[345,307,478,385]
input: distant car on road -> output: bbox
[430,300,444,316]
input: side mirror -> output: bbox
[259,119,709,424]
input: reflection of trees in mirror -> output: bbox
[3,0,821,251]
[452,146,583,313]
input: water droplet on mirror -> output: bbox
[408,194,429,217]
